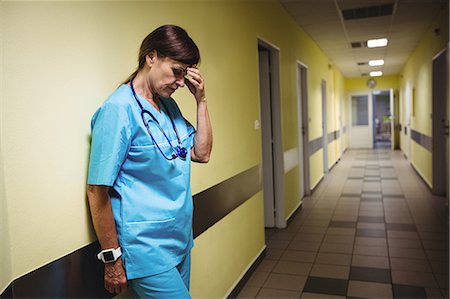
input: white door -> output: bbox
[258,48,275,227]
[322,80,329,172]
[349,93,373,148]
[432,48,448,196]
[404,81,412,160]
[296,63,308,199]
[339,96,344,156]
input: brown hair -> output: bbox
[124,25,200,83]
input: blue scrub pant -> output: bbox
[129,253,191,299]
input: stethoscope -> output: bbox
[130,77,188,161]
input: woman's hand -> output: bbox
[104,259,128,294]
[185,67,206,103]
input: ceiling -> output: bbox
[278,0,447,78]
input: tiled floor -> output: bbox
[237,149,449,299]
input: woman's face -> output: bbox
[149,55,190,98]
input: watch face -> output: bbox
[103,251,114,262]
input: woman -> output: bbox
[86,25,212,298]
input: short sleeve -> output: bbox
[184,118,196,149]
[87,102,131,186]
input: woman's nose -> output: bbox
[176,77,185,87]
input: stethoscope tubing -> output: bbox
[130,77,187,160]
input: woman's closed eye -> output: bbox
[172,67,187,79]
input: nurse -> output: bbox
[86,25,212,298]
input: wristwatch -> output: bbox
[97,247,122,263]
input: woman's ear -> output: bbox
[145,50,157,67]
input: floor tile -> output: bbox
[425,288,444,298]
[349,266,391,283]
[266,239,290,250]
[353,245,388,257]
[300,292,346,299]
[356,228,386,238]
[256,287,301,298]
[273,261,312,276]
[319,242,353,254]
[355,236,387,247]
[280,250,316,263]
[435,273,449,289]
[310,264,350,279]
[392,284,427,298]
[302,277,348,296]
[288,240,321,252]
[358,216,385,223]
[352,255,389,269]
[389,247,427,259]
[265,248,284,260]
[315,253,352,266]
[429,259,449,274]
[326,227,356,236]
[246,271,270,287]
[357,222,386,230]
[329,221,356,228]
[294,233,324,243]
[387,238,423,249]
[390,257,432,272]
[256,260,277,273]
[238,149,449,298]
[387,230,419,240]
[347,280,393,298]
[391,270,438,288]
[237,285,260,298]
[323,234,354,244]
[386,223,417,231]
[263,273,307,291]
[425,249,449,261]
[298,226,328,234]
[269,231,297,241]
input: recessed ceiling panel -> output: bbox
[278,0,446,78]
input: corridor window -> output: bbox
[352,95,369,126]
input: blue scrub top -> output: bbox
[87,84,195,280]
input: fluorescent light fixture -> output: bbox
[367,38,388,48]
[370,71,383,77]
[369,59,384,66]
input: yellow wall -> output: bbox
[191,193,264,299]
[399,7,449,186]
[345,75,400,91]
[0,1,12,292]
[1,1,345,296]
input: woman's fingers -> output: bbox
[186,67,205,101]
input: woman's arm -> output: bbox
[87,185,127,294]
[186,67,212,162]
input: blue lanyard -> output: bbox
[130,77,188,160]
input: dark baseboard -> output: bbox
[227,248,266,299]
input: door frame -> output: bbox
[296,61,310,197]
[348,91,373,148]
[404,81,412,160]
[321,80,329,172]
[391,88,400,149]
[257,38,285,228]
[432,47,448,196]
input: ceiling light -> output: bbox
[367,38,388,48]
[369,59,384,66]
[370,71,383,77]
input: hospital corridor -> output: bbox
[235,149,449,298]
[1,1,449,299]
